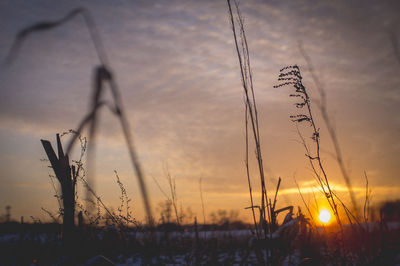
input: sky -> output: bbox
[0,0,399,224]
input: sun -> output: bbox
[318,209,332,224]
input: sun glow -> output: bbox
[318,209,332,224]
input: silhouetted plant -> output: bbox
[114,170,136,227]
[298,44,359,217]
[274,65,344,243]
[6,7,153,227]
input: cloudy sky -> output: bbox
[0,0,399,223]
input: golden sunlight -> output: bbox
[318,209,332,224]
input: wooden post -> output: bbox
[41,134,77,242]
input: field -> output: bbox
[1,219,400,265]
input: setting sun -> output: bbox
[318,209,332,224]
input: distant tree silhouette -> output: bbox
[5,206,11,222]
[380,200,400,221]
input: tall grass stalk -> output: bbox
[294,177,314,225]
[227,0,271,240]
[199,177,206,229]
[245,102,259,238]
[165,166,181,226]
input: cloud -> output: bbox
[1,0,400,220]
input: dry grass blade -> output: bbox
[363,171,371,225]
[199,176,206,227]
[5,8,108,65]
[294,177,314,223]
[5,8,82,64]
[165,165,180,226]
[41,207,60,223]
